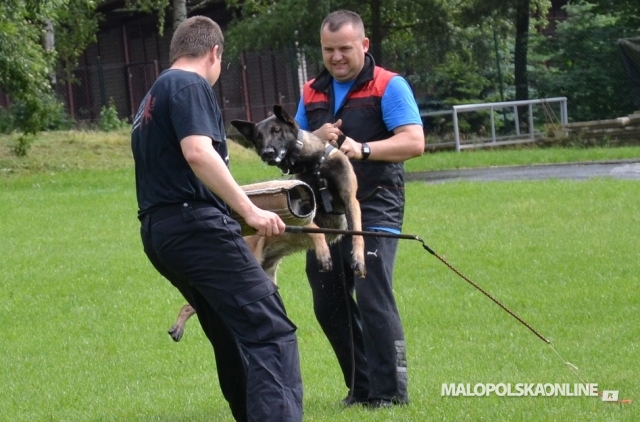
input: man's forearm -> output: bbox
[181,136,255,219]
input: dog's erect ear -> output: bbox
[231,119,257,141]
[273,105,298,129]
[230,120,259,150]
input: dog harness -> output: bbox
[276,131,305,176]
[314,143,338,214]
[275,132,340,214]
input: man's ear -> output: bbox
[230,120,257,148]
[211,45,221,62]
[362,37,370,53]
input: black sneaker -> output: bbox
[392,396,410,406]
[368,399,393,409]
[341,395,369,407]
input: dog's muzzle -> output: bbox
[260,146,288,165]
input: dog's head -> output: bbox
[231,105,300,168]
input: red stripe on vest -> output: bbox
[303,67,397,105]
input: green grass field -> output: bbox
[1,131,639,421]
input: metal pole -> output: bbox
[528,103,534,140]
[453,107,461,152]
[122,24,135,121]
[490,106,496,144]
[241,52,252,121]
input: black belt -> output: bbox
[139,201,214,223]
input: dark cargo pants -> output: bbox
[306,233,408,403]
[140,202,303,422]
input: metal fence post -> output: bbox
[490,106,496,144]
[528,103,534,140]
[241,52,252,122]
[453,107,461,152]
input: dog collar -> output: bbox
[290,131,305,165]
[278,131,306,175]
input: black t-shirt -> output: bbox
[131,69,229,216]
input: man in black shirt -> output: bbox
[131,16,303,422]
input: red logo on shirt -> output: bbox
[142,96,155,126]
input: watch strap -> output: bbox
[361,143,371,160]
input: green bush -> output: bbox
[98,99,128,132]
[13,134,34,157]
[4,95,72,156]
[0,97,71,135]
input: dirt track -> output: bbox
[406,159,640,183]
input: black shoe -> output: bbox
[341,395,369,407]
[392,397,410,406]
[368,399,393,409]
[367,397,410,409]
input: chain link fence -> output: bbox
[49,47,322,129]
[2,27,639,148]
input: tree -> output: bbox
[219,1,389,51]
[459,0,551,102]
[172,0,187,30]
[55,0,100,84]
[0,0,72,153]
[588,0,640,28]
[221,0,551,107]
[223,0,453,83]
[125,0,201,32]
[530,2,636,121]
[514,0,531,103]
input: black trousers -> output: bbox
[140,202,303,422]
[306,234,408,402]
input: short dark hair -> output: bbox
[170,16,224,65]
[320,10,365,34]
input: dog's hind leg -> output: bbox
[337,164,366,277]
[243,234,266,262]
[169,236,272,342]
[306,223,333,272]
[168,304,196,342]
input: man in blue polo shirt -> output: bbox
[295,9,425,409]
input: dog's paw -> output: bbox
[351,236,366,278]
[351,250,366,278]
[168,325,184,342]
[352,261,366,278]
[318,257,333,272]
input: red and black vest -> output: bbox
[302,53,406,229]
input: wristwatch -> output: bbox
[361,143,371,160]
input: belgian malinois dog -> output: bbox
[168,104,365,342]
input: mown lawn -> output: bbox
[1,131,638,421]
